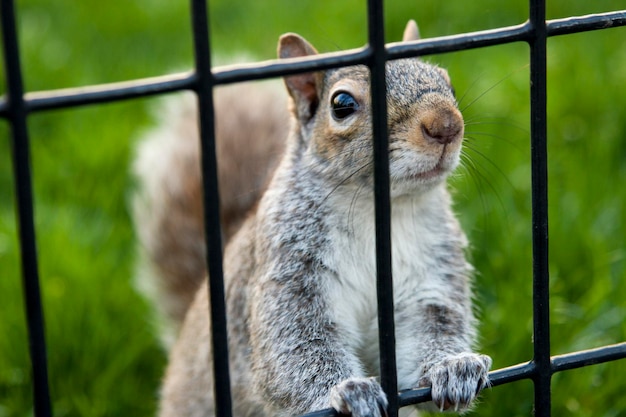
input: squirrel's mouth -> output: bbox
[409,146,454,182]
[389,163,449,197]
[388,143,461,193]
[413,163,446,181]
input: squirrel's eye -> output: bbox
[331,91,358,120]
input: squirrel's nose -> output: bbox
[420,107,464,145]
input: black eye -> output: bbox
[331,91,359,120]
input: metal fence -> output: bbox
[1,1,626,417]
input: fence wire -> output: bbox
[1,1,626,417]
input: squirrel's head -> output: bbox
[278,21,464,197]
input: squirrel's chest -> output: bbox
[325,208,432,372]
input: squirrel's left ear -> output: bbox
[403,20,421,42]
[278,34,321,122]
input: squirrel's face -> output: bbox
[302,61,463,197]
[279,33,464,198]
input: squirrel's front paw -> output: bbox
[330,377,388,417]
[418,353,491,412]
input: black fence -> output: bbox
[1,1,626,417]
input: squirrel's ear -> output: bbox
[279,33,318,59]
[402,20,421,42]
[278,33,320,121]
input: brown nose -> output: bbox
[420,107,463,145]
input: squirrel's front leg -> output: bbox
[408,302,491,412]
[249,274,388,417]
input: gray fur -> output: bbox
[158,26,491,417]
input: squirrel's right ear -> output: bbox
[278,34,321,121]
[402,20,421,42]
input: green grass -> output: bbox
[1,0,625,416]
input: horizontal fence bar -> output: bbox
[386,22,530,58]
[547,10,626,37]
[3,72,196,115]
[552,342,626,373]
[302,341,626,416]
[2,11,624,117]
[0,49,371,117]
[388,9,626,58]
[213,47,371,84]
[396,343,626,409]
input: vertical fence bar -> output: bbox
[189,1,233,417]
[0,1,52,416]
[528,0,552,415]
[366,1,399,417]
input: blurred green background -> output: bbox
[1,0,625,416]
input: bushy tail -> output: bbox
[131,83,288,347]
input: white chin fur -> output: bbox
[390,151,460,196]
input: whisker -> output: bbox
[464,131,525,153]
[464,118,529,134]
[460,145,509,217]
[456,72,487,109]
[318,161,373,208]
[463,140,515,190]
[458,152,489,219]
[348,182,369,237]
[460,64,529,113]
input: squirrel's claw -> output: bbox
[418,353,492,412]
[330,377,388,417]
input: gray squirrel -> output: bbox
[133,20,491,417]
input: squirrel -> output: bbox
[135,20,492,417]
